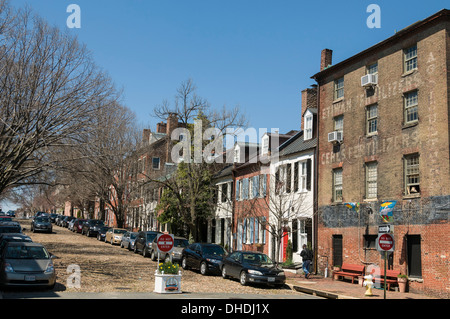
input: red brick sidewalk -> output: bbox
[285,272,438,299]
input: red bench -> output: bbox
[371,269,401,291]
[333,263,365,284]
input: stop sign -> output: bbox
[157,234,174,253]
[378,233,394,251]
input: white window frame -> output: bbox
[404,45,418,73]
[304,114,313,140]
[366,162,377,199]
[334,77,344,100]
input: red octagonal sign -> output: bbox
[378,233,394,251]
[157,234,174,253]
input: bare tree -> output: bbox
[0,3,118,196]
[149,79,247,241]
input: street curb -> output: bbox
[288,283,359,299]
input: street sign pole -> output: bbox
[384,251,387,299]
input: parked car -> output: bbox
[81,219,105,237]
[181,243,226,275]
[0,222,22,234]
[73,219,87,234]
[133,231,161,256]
[55,215,63,226]
[120,231,138,250]
[220,251,286,287]
[105,228,127,245]
[67,217,77,230]
[150,236,189,263]
[0,233,33,258]
[6,211,15,217]
[49,213,58,223]
[0,242,56,289]
[34,212,48,219]
[31,216,52,233]
[97,226,111,241]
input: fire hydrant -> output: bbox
[363,274,374,296]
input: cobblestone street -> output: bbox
[13,219,302,296]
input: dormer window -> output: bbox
[234,147,240,163]
[304,113,313,140]
[261,135,269,155]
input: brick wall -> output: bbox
[314,16,450,298]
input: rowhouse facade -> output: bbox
[313,9,450,298]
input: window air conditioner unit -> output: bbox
[328,131,343,144]
[361,73,378,87]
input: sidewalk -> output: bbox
[284,272,438,299]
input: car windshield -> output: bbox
[130,233,137,239]
[90,220,104,225]
[0,226,21,233]
[0,217,12,221]
[5,246,49,259]
[242,253,273,265]
[113,229,127,234]
[35,217,50,223]
[146,233,158,241]
[174,239,189,248]
[202,245,225,256]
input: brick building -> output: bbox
[312,9,449,298]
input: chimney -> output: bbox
[320,49,333,71]
[301,86,318,131]
[142,129,151,144]
[156,122,167,133]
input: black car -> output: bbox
[31,216,52,233]
[49,213,58,223]
[0,222,22,234]
[181,243,226,275]
[133,231,162,257]
[81,219,105,237]
[97,226,111,241]
[221,251,286,287]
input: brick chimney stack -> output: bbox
[320,49,333,71]
[142,129,151,144]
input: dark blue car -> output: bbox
[181,243,226,275]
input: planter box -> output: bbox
[154,272,182,294]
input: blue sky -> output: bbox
[10,0,449,132]
[1,0,449,211]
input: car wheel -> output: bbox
[222,265,228,279]
[181,256,189,270]
[200,262,208,276]
[240,271,248,286]
[120,242,123,248]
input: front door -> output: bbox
[332,235,343,267]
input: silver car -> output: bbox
[150,236,189,263]
[120,231,138,250]
[0,242,56,289]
